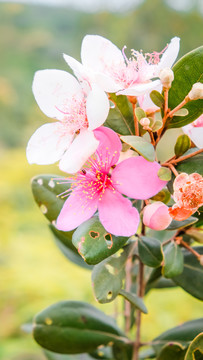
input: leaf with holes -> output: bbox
[184,333,203,360]
[138,236,163,268]
[172,246,203,300]
[72,216,129,265]
[162,242,184,278]
[33,301,127,355]
[31,174,69,222]
[91,244,133,303]
[119,289,148,314]
[120,136,155,162]
[152,318,203,356]
[167,46,203,128]
[49,225,92,270]
[105,94,134,135]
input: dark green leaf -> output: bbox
[173,246,203,300]
[91,245,133,303]
[105,94,134,135]
[49,225,92,270]
[157,167,172,181]
[43,350,93,360]
[72,217,128,265]
[152,318,203,355]
[150,90,164,108]
[174,135,191,157]
[112,343,133,360]
[90,346,114,359]
[33,301,127,354]
[162,242,184,278]
[119,289,148,314]
[31,174,69,222]
[167,216,198,230]
[176,148,203,176]
[138,236,163,268]
[157,343,186,360]
[120,136,155,162]
[184,333,203,360]
[167,46,203,128]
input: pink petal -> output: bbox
[118,80,161,96]
[56,191,98,231]
[112,156,167,200]
[32,69,83,120]
[81,35,124,73]
[94,126,122,167]
[26,122,73,165]
[59,129,99,174]
[86,84,109,130]
[98,189,139,236]
[156,37,180,73]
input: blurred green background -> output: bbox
[0,0,203,359]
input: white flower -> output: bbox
[26,69,109,173]
[182,115,203,149]
[64,35,180,97]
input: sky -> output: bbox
[0,0,202,14]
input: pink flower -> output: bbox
[143,202,172,230]
[56,127,167,237]
[169,172,203,221]
[182,115,203,149]
[64,35,180,97]
[26,69,109,173]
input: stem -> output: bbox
[125,257,132,334]
[163,162,179,177]
[132,260,145,360]
[167,96,189,119]
[176,237,201,260]
[132,103,139,136]
[164,88,169,115]
[169,148,203,164]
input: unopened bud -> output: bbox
[143,201,172,230]
[159,68,174,88]
[140,117,150,127]
[188,82,203,100]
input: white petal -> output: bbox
[26,122,73,165]
[81,34,124,73]
[182,124,203,149]
[86,84,109,130]
[138,83,162,111]
[59,129,99,173]
[117,79,161,96]
[94,72,122,92]
[63,53,94,85]
[157,37,180,72]
[32,69,83,120]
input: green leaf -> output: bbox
[72,217,128,265]
[152,318,203,355]
[162,242,184,278]
[112,343,133,360]
[167,216,198,230]
[184,333,203,360]
[31,174,69,222]
[138,236,163,268]
[150,90,165,108]
[173,108,189,117]
[119,289,148,314]
[120,135,155,162]
[176,148,203,176]
[150,188,171,204]
[151,120,163,132]
[91,245,132,303]
[172,246,203,300]
[186,228,203,244]
[174,135,191,157]
[134,107,146,121]
[33,301,127,354]
[105,94,134,135]
[157,343,186,360]
[167,46,203,128]
[157,167,172,181]
[43,350,93,360]
[90,346,114,359]
[49,225,92,270]
[139,347,156,359]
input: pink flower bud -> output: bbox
[188,82,203,100]
[143,201,172,230]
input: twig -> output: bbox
[175,237,201,260]
[169,148,203,164]
[132,103,139,136]
[125,257,133,334]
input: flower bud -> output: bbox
[140,117,150,127]
[159,68,174,88]
[143,201,172,230]
[188,82,203,100]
